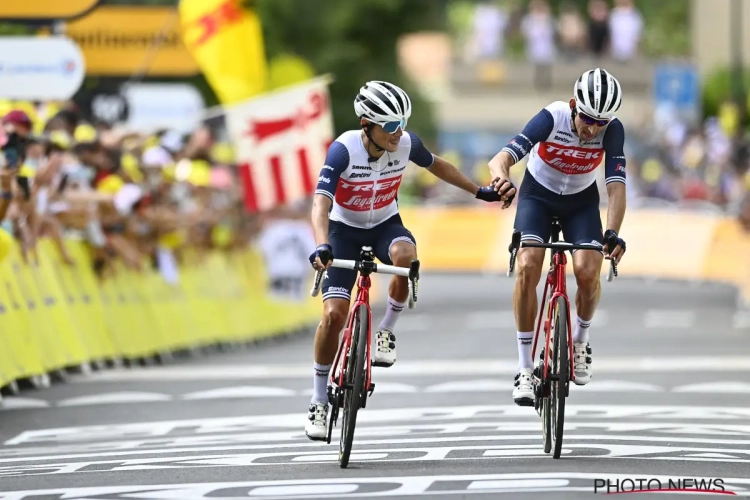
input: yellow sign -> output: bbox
[0,0,99,20]
[64,6,198,77]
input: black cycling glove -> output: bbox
[309,243,333,268]
[603,229,626,253]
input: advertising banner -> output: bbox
[224,76,335,213]
[63,6,198,76]
[0,0,99,20]
[0,37,85,101]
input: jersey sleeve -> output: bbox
[408,133,435,168]
[501,109,555,164]
[314,141,349,201]
[603,119,626,186]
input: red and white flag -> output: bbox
[225,76,335,212]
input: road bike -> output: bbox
[311,245,420,468]
[507,219,618,458]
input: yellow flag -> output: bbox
[179,0,268,104]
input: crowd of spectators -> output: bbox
[466,0,644,65]
[0,99,253,283]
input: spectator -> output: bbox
[587,0,610,59]
[608,0,644,62]
[557,1,587,61]
[520,0,556,89]
[469,1,509,61]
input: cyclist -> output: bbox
[306,80,504,440]
[487,68,628,406]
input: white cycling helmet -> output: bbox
[573,68,623,120]
[354,81,412,129]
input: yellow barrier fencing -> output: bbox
[0,238,321,390]
[400,206,750,305]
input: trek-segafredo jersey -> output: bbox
[314,130,434,229]
[502,101,626,195]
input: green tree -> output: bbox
[256,0,446,144]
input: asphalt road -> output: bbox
[0,273,749,499]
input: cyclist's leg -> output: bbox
[512,171,553,406]
[371,214,417,367]
[559,182,604,385]
[306,221,361,440]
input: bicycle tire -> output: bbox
[551,296,569,459]
[339,303,368,469]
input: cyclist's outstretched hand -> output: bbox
[603,229,626,264]
[489,177,517,209]
[309,243,334,270]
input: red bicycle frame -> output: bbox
[329,273,373,394]
[531,250,575,386]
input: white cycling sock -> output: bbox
[378,297,407,332]
[573,315,591,344]
[517,331,534,371]
[311,362,332,404]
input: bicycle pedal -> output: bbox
[371,360,393,368]
[514,397,535,407]
[368,382,375,396]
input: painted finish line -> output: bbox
[5,422,750,461]
[73,357,750,381]
[10,404,750,446]
[0,473,747,499]
[4,444,750,477]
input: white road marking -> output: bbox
[672,382,750,394]
[644,310,696,329]
[10,404,750,446]
[4,443,750,476]
[6,421,750,461]
[181,386,296,400]
[0,398,50,409]
[301,382,418,395]
[396,315,431,332]
[570,380,664,392]
[0,474,746,500]
[68,356,750,382]
[57,392,173,407]
[734,311,750,329]
[467,311,516,330]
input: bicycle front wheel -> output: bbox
[339,303,369,469]
[551,296,569,459]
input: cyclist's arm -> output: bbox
[312,141,349,246]
[410,133,479,194]
[488,108,554,180]
[602,118,627,234]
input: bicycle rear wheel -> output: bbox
[551,296,569,459]
[339,303,368,468]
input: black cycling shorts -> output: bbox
[322,214,416,302]
[514,169,603,250]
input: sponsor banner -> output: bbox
[0,37,85,101]
[0,0,99,20]
[399,206,750,304]
[0,237,321,390]
[225,76,335,212]
[121,83,205,134]
[63,6,199,76]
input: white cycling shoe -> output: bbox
[512,368,535,406]
[373,329,396,367]
[573,342,593,385]
[305,402,329,441]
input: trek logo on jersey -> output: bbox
[538,143,603,175]
[335,177,402,211]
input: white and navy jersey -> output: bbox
[501,101,626,195]
[314,130,435,229]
